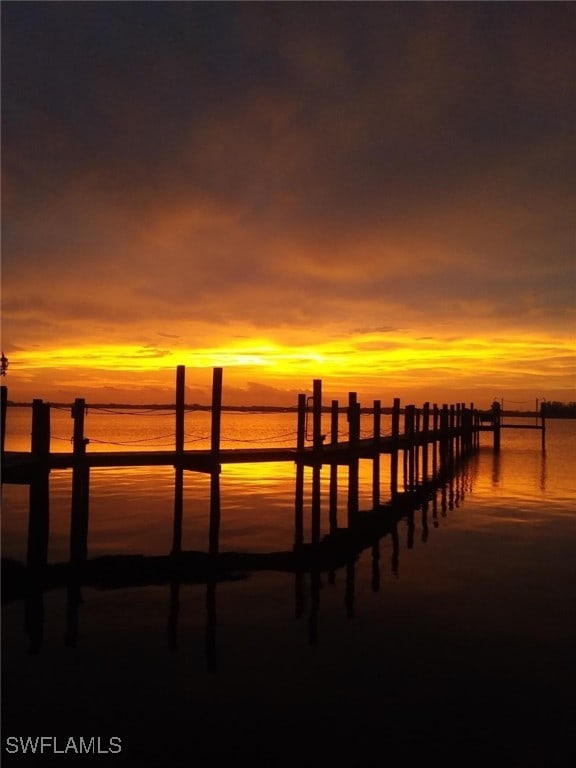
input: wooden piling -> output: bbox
[211,367,223,456]
[432,404,439,477]
[540,401,547,452]
[175,365,185,453]
[347,392,360,522]
[414,407,421,486]
[70,398,90,566]
[27,399,50,572]
[329,400,339,533]
[406,405,416,490]
[372,400,381,508]
[312,378,323,450]
[172,365,185,554]
[449,404,456,466]
[440,404,449,469]
[27,399,50,653]
[422,402,430,482]
[294,394,306,548]
[209,368,223,554]
[390,397,400,496]
[1,384,7,457]
[491,400,501,452]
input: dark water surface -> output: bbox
[2,413,575,766]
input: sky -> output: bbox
[2,1,575,408]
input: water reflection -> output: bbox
[7,459,472,668]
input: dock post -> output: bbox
[347,392,360,523]
[455,404,461,458]
[28,399,51,572]
[310,380,323,545]
[390,398,400,496]
[432,404,439,478]
[439,405,449,473]
[211,367,223,456]
[26,400,50,654]
[406,405,415,490]
[209,368,223,554]
[449,404,456,467]
[1,384,7,457]
[491,400,501,452]
[540,401,546,452]
[70,398,90,566]
[414,407,421,487]
[312,379,323,451]
[175,365,185,453]
[422,402,430,484]
[294,394,306,548]
[172,365,185,554]
[372,400,381,508]
[329,400,339,533]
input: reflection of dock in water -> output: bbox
[1,364,534,662]
[4,453,471,664]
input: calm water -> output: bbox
[2,408,575,766]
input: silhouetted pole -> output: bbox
[206,367,223,670]
[415,407,421,486]
[209,368,223,554]
[70,398,90,566]
[211,367,223,456]
[175,365,185,453]
[449,404,456,467]
[432,404,439,478]
[310,379,323,544]
[67,396,90,648]
[347,392,359,523]
[491,400,501,452]
[372,400,381,508]
[440,404,449,471]
[406,405,415,490]
[312,378,323,451]
[540,401,546,452]
[28,399,50,572]
[422,402,430,483]
[329,400,339,533]
[294,394,306,548]
[0,385,7,457]
[390,398,400,496]
[26,399,50,654]
[410,405,417,488]
[172,365,186,554]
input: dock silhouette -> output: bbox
[1,366,546,601]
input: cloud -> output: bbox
[2,2,575,404]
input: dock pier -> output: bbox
[1,367,547,597]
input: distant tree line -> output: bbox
[541,401,576,418]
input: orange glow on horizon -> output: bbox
[5,330,574,408]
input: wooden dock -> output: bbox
[0,366,550,654]
[0,367,547,577]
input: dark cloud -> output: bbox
[2,1,574,403]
